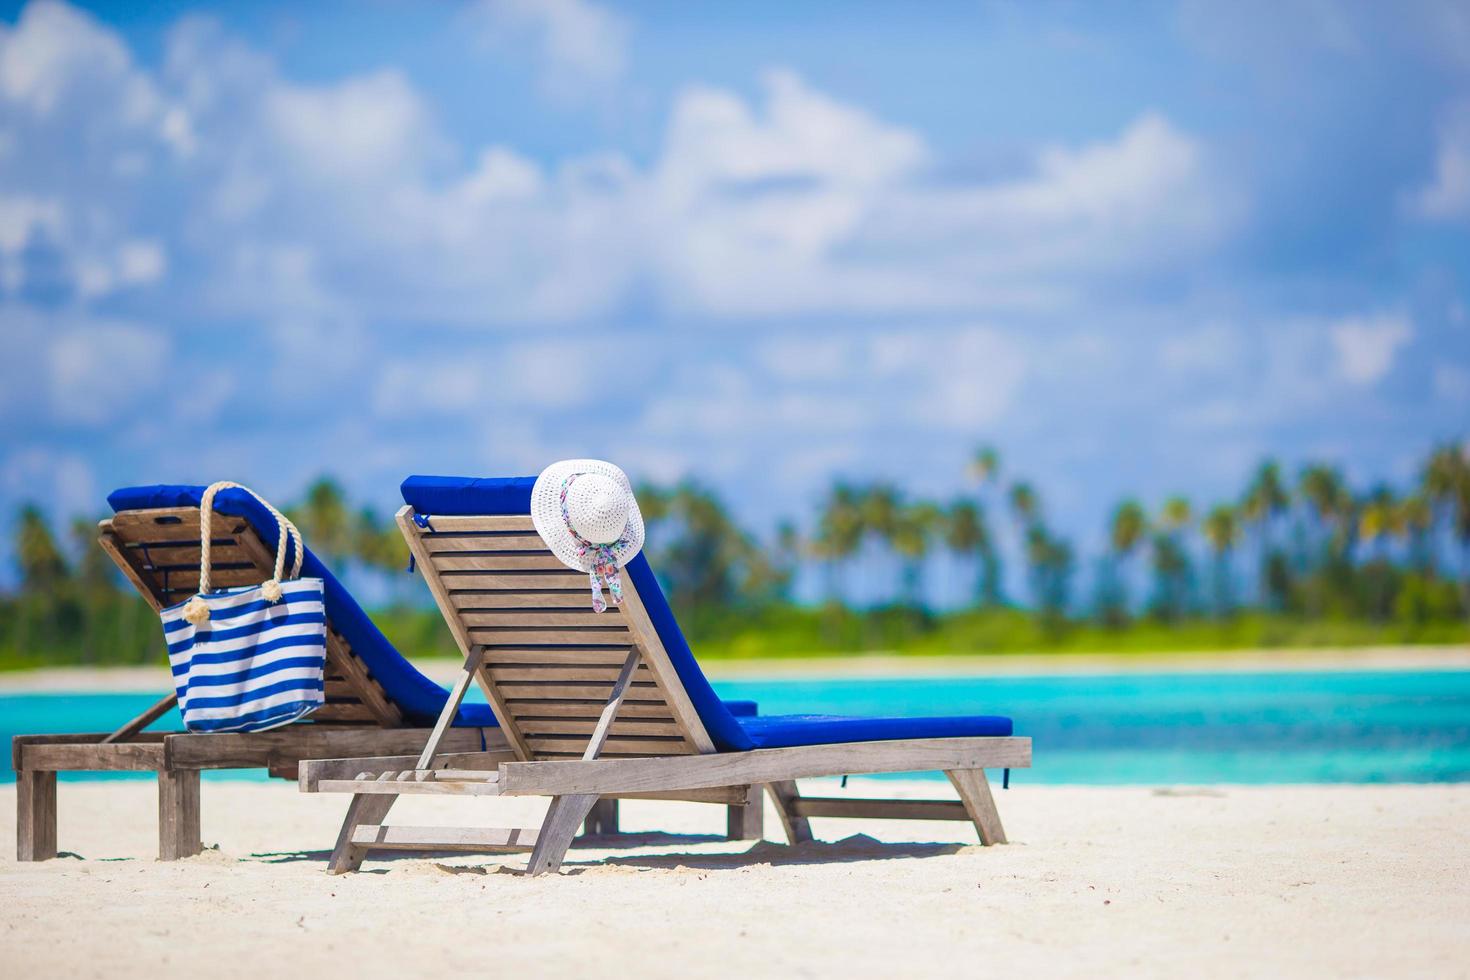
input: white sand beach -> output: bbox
[2,780,1467,978]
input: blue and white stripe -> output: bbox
[161,578,327,732]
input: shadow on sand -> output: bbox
[245,832,977,874]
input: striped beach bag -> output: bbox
[159,482,326,732]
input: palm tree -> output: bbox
[291,477,353,561]
[69,515,116,591]
[1024,522,1073,633]
[860,483,903,602]
[1358,485,1399,563]
[1151,496,1193,619]
[1160,495,1192,533]
[1397,493,1434,571]
[1423,443,1470,615]
[772,520,801,602]
[15,505,67,592]
[1358,485,1401,621]
[1241,459,1290,608]
[944,498,997,607]
[1201,504,1239,616]
[969,447,1000,486]
[967,446,1004,605]
[891,501,939,607]
[1298,464,1351,555]
[1099,499,1148,623]
[814,481,864,604]
[1008,481,1039,527]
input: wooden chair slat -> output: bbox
[485,665,653,684]
[470,629,632,645]
[482,648,634,666]
[424,534,548,553]
[429,554,569,572]
[440,572,591,590]
[449,592,600,610]
[418,515,536,533]
[395,504,718,765]
[129,543,255,567]
[459,610,623,627]
[515,718,685,737]
[504,701,676,720]
[501,683,666,703]
[523,735,695,756]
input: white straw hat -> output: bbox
[531,459,645,611]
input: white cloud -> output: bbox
[0,0,145,118]
[1329,312,1413,385]
[263,70,442,184]
[1407,101,1470,221]
[468,0,629,98]
[46,321,169,425]
[1,3,1239,325]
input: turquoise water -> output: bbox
[4,669,1468,784]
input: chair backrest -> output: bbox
[396,507,716,761]
[101,507,404,727]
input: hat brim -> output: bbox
[531,459,645,574]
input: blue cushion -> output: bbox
[401,475,1015,753]
[736,713,1011,749]
[108,485,496,729]
[724,700,758,718]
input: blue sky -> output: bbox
[0,0,1467,591]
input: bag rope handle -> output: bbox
[181,481,304,626]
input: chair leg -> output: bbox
[17,770,57,862]
[726,784,764,841]
[947,768,1007,845]
[157,769,202,860]
[327,793,399,874]
[766,780,812,844]
[582,797,619,837]
[526,794,599,876]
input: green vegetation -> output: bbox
[1,443,1468,670]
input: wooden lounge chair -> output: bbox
[12,485,502,862]
[13,484,757,863]
[302,477,1029,875]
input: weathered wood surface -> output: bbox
[498,737,1032,796]
[424,532,548,552]
[323,630,402,726]
[395,507,531,760]
[525,793,599,875]
[19,740,167,772]
[767,779,813,845]
[400,507,712,760]
[16,770,57,861]
[349,825,541,852]
[315,777,504,797]
[328,794,398,874]
[165,727,496,769]
[300,751,519,790]
[788,797,970,820]
[157,769,202,860]
[449,592,597,609]
[947,768,1008,845]
[726,783,765,841]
